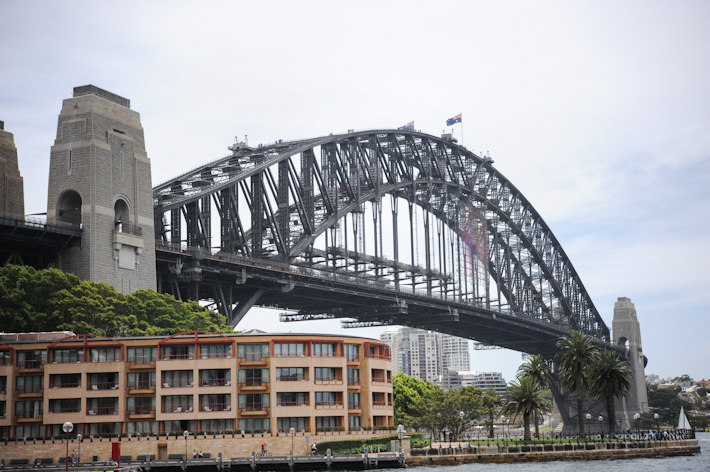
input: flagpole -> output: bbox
[460,113,463,146]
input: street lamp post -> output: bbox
[183,430,189,461]
[585,414,591,438]
[436,413,442,442]
[62,422,73,472]
[654,413,659,432]
[459,411,465,443]
[598,416,603,437]
[501,416,505,441]
[76,434,82,465]
[290,427,295,453]
[633,413,640,439]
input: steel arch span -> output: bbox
[153,130,614,357]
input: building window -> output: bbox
[127,396,155,415]
[277,417,308,432]
[88,422,120,436]
[163,345,194,360]
[126,421,158,434]
[315,416,338,430]
[162,420,196,434]
[345,344,359,361]
[201,369,232,386]
[90,348,121,363]
[50,373,81,388]
[237,369,267,386]
[237,344,269,361]
[16,375,43,394]
[238,393,269,411]
[314,367,340,382]
[15,425,43,439]
[163,370,193,388]
[238,418,269,433]
[128,371,156,390]
[200,343,232,359]
[201,419,232,432]
[276,392,308,407]
[87,397,118,415]
[348,416,361,428]
[162,395,193,413]
[315,392,340,407]
[347,392,361,410]
[53,349,83,364]
[276,367,306,381]
[127,347,157,365]
[50,398,81,414]
[0,376,5,393]
[274,343,305,357]
[88,372,119,390]
[312,343,336,357]
[16,350,45,368]
[199,394,231,412]
[14,400,42,419]
[347,368,360,386]
[0,351,10,366]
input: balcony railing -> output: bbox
[114,222,142,236]
[17,360,44,369]
[371,378,390,386]
[274,352,305,357]
[312,351,336,357]
[90,356,121,363]
[15,410,43,419]
[200,403,231,412]
[348,401,362,410]
[347,377,360,386]
[276,400,309,407]
[238,378,266,387]
[372,401,393,409]
[346,354,360,362]
[162,379,193,388]
[91,406,119,415]
[314,376,342,384]
[315,401,343,409]
[241,402,267,412]
[128,355,157,366]
[199,352,232,359]
[164,353,194,360]
[277,375,307,382]
[16,386,44,395]
[51,406,81,414]
[88,381,119,390]
[52,357,83,364]
[240,352,268,362]
[128,380,156,390]
[162,404,193,413]
[201,378,232,387]
[127,405,156,415]
[50,382,81,389]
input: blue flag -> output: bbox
[398,121,414,130]
[446,114,462,126]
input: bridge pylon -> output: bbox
[46,85,156,293]
[612,296,649,430]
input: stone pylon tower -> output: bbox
[612,297,649,430]
[0,121,25,216]
[46,85,156,293]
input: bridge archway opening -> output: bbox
[56,190,82,225]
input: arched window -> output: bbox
[114,199,129,232]
[56,190,82,224]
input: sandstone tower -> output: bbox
[0,121,25,216]
[612,297,649,429]
[46,86,156,293]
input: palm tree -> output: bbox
[588,351,632,435]
[501,376,551,441]
[518,354,552,438]
[554,330,600,436]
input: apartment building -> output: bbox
[0,331,393,439]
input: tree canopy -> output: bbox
[0,265,231,336]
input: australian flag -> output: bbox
[398,121,414,130]
[446,114,462,126]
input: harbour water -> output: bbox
[388,432,709,472]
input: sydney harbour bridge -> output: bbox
[153,129,613,359]
[0,87,647,429]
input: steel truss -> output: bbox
[154,130,611,351]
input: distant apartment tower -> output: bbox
[462,371,507,397]
[380,327,470,384]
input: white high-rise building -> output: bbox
[380,327,470,384]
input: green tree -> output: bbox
[587,351,631,435]
[517,354,552,438]
[481,388,502,438]
[501,376,551,441]
[392,372,436,426]
[554,330,600,436]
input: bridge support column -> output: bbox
[612,297,648,430]
[46,85,156,293]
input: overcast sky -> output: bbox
[2,0,708,383]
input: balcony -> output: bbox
[371,378,391,386]
[275,400,309,407]
[50,406,81,414]
[88,382,119,391]
[87,406,118,416]
[15,411,43,422]
[200,403,232,412]
[315,401,343,410]
[128,380,156,393]
[162,404,193,413]
[17,360,44,370]
[346,354,360,363]
[348,401,361,410]
[347,377,361,386]
[127,405,156,418]
[164,353,194,361]
[162,379,193,388]
[238,404,269,416]
[128,355,157,369]
[239,353,269,365]
[314,376,342,385]
[372,401,393,409]
[15,386,44,398]
[50,382,81,389]
[277,375,307,382]
[201,378,232,387]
